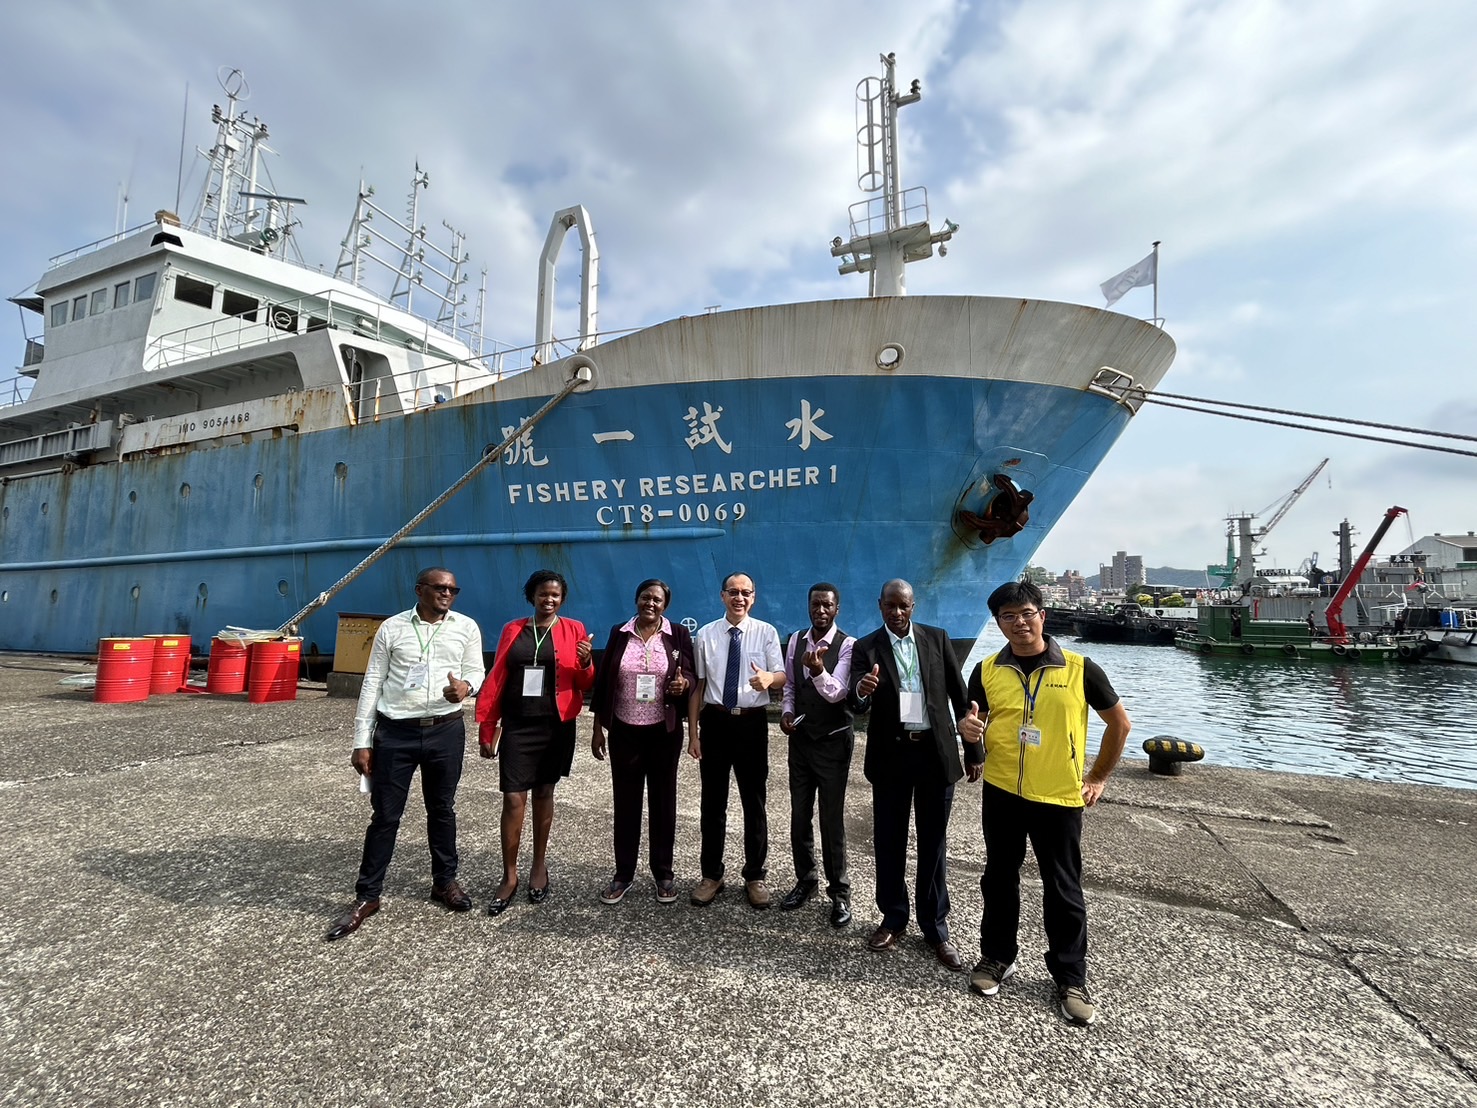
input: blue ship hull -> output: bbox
[1,297,1171,655]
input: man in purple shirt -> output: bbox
[779,583,856,928]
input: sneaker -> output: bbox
[968,957,1017,997]
[655,879,678,904]
[1057,983,1097,1026]
[690,877,724,906]
[745,880,772,909]
[599,878,631,905]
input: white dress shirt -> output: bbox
[694,616,783,710]
[353,608,486,748]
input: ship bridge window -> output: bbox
[174,275,215,310]
[90,289,108,316]
[222,290,259,322]
[114,282,131,309]
[134,272,158,303]
[71,296,87,322]
[51,302,68,327]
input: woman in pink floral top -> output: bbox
[590,579,697,904]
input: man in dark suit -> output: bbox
[852,579,983,971]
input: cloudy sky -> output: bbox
[4,0,1474,579]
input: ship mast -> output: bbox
[830,52,957,296]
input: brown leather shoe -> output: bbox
[431,880,473,912]
[690,877,724,906]
[324,898,380,941]
[933,940,965,971]
[866,925,899,952]
[745,880,772,909]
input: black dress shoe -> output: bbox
[867,925,899,952]
[324,898,380,941]
[829,898,852,929]
[933,939,966,972]
[486,884,518,917]
[528,879,550,905]
[779,880,819,911]
[431,880,473,912]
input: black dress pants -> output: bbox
[608,717,683,882]
[355,713,464,901]
[978,781,1088,986]
[871,733,954,944]
[787,730,853,899]
[698,706,769,882]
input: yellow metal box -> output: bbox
[333,613,389,675]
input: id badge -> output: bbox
[404,661,429,691]
[1019,725,1042,747]
[522,666,545,696]
[899,691,926,726]
[635,673,659,702]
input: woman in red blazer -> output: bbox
[476,569,594,915]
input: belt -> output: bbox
[378,711,459,728]
[703,704,767,717]
[901,728,934,743]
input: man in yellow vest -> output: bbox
[965,581,1131,1026]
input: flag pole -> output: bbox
[1151,240,1161,325]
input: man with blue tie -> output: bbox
[688,572,786,909]
[851,579,984,970]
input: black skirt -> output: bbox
[498,623,576,792]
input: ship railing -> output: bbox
[341,327,634,421]
[46,222,157,270]
[142,287,494,373]
[847,187,931,240]
[0,373,34,409]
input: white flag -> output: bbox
[1100,251,1157,307]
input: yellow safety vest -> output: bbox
[976,648,1089,807]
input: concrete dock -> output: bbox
[1,653,1474,1107]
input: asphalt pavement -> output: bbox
[1,654,1474,1107]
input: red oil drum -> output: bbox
[95,637,157,704]
[206,638,251,695]
[247,638,301,703]
[148,635,192,694]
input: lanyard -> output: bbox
[532,617,557,661]
[412,617,445,659]
[895,636,918,687]
[1017,668,1047,725]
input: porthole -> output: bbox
[130,585,140,600]
[1,591,8,602]
[41,502,49,515]
[50,589,59,604]
[277,579,290,596]
[180,483,191,498]
[128,490,138,504]
[334,462,348,479]
[2,505,8,521]
[876,342,905,371]
[198,583,208,599]
[254,473,264,489]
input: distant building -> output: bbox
[1099,551,1146,590]
[1057,569,1087,599]
[1393,532,1477,571]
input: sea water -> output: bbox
[962,623,1477,791]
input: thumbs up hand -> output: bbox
[857,663,880,698]
[748,660,773,691]
[958,700,984,744]
[442,670,470,702]
[576,633,594,667]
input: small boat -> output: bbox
[1173,604,1402,662]
[1070,602,1195,645]
[1398,605,1477,666]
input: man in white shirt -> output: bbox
[325,567,485,941]
[687,572,785,909]
[779,583,856,928]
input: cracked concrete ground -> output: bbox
[2,655,1475,1107]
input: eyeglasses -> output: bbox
[420,584,461,595]
[725,589,754,597]
[997,609,1041,624]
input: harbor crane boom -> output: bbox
[1324,505,1408,641]
[1226,458,1329,585]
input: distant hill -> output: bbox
[1082,567,1209,590]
